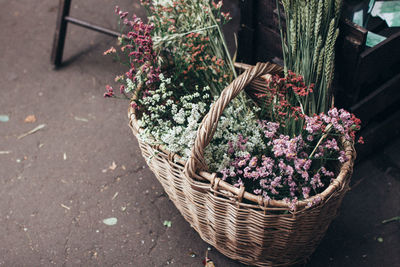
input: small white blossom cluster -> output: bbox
[138,74,212,159]
[205,101,266,172]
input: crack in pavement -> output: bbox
[14,221,39,253]
[62,199,81,267]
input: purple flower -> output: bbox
[321,167,335,177]
[220,168,229,180]
[261,156,274,172]
[253,189,262,195]
[236,134,248,151]
[238,159,247,167]
[249,157,258,168]
[227,140,234,154]
[328,108,339,118]
[272,135,302,160]
[259,120,280,138]
[338,150,348,163]
[310,172,323,189]
[305,115,323,134]
[324,138,339,151]
[234,178,244,188]
[302,187,311,199]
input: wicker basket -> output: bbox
[128,62,356,266]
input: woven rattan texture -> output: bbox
[128,62,355,266]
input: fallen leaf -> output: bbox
[90,250,98,259]
[382,216,400,224]
[24,115,36,123]
[18,124,46,139]
[103,217,118,226]
[0,115,9,122]
[74,116,89,122]
[203,256,215,266]
[163,220,172,227]
[203,250,215,267]
[61,204,71,210]
[109,161,117,170]
[377,237,383,243]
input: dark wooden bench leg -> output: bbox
[51,0,72,68]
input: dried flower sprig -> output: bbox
[141,0,236,96]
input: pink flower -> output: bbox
[253,189,262,195]
[321,167,334,177]
[302,187,311,199]
[220,168,229,181]
[338,150,348,163]
[249,157,258,168]
[310,172,323,189]
[227,140,234,154]
[328,108,339,118]
[272,135,302,160]
[259,120,280,138]
[358,136,364,144]
[261,156,274,172]
[103,85,114,97]
[238,159,247,167]
[324,138,339,151]
[103,46,116,55]
[305,115,323,134]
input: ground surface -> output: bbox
[0,0,399,266]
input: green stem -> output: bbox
[207,3,237,79]
[276,0,287,74]
[382,216,400,224]
[309,123,333,158]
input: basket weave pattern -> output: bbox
[128,63,355,266]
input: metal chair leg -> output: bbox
[51,0,71,68]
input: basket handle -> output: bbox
[184,62,282,181]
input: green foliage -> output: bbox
[278,0,343,115]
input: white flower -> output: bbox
[126,78,135,93]
[152,0,174,7]
[173,109,186,124]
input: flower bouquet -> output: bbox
[105,0,362,266]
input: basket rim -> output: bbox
[127,62,356,211]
